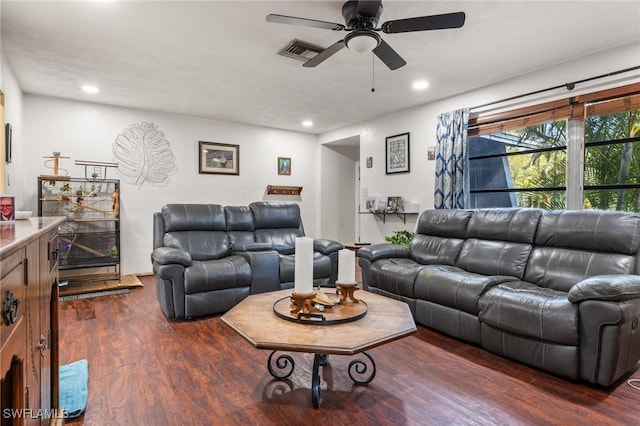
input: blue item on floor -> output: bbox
[59,359,88,419]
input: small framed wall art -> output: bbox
[427,146,436,161]
[278,157,291,175]
[199,141,239,175]
[385,132,410,174]
[387,196,403,212]
[0,195,15,221]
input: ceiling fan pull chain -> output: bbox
[371,53,376,93]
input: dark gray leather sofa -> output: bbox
[358,208,640,387]
[151,202,342,320]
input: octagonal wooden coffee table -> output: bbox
[221,288,416,408]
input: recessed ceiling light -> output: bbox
[81,85,100,94]
[302,120,313,127]
[412,80,429,91]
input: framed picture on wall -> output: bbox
[278,157,291,175]
[364,196,378,211]
[199,141,239,175]
[387,196,403,212]
[0,195,15,221]
[385,132,410,174]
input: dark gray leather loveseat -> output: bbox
[151,202,342,320]
[358,208,640,387]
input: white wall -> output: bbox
[6,40,640,275]
[1,51,24,204]
[319,41,640,244]
[22,95,320,275]
[320,141,358,243]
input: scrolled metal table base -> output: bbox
[266,350,376,408]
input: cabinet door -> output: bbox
[0,249,25,351]
[25,239,41,426]
[1,248,26,425]
[39,230,58,412]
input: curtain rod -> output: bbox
[469,65,640,112]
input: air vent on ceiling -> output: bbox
[278,39,324,62]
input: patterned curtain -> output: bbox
[434,108,469,209]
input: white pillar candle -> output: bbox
[337,249,356,284]
[294,237,314,294]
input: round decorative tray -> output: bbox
[273,293,368,325]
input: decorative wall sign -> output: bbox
[278,157,291,175]
[199,141,239,175]
[386,132,410,174]
[113,122,175,187]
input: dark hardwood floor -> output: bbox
[59,275,640,425]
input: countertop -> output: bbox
[0,216,66,258]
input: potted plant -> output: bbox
[384,230,414,247]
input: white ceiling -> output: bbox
[2,1,639,135]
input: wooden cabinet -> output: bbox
[38,177,120,285]
[1,217,65,424]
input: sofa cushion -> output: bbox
[415,209,473,239]
[255,229,303,255]
[456,239,533,279]
[535,210,640,255]
[163,231,231,261]
[250,202,304,255]
[414,265,514,315]
[367,258,426,298]
[409,235,465,266]
[279,252,333,283]
[225,205,256,246]
[479,280,578,346]
[250,201,302,229]
[467,208,542,244]
[161,204,231,261]
[524,247,635,292]
[162,204,226,232]
[183,255,251,294]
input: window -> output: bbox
[468,121,567,209]
[467,82,640,211]
[583,101,640,211]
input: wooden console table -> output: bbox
[1,216,65,422]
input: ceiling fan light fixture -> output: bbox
[345,31,380,53]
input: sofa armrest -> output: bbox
[235,250,281,294]
[151,247,192,267]
[232,242,273,252]
[568,274,640,303]
[313,239,343,255]
[358,243,410,262]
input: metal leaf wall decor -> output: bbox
[113,122,175,187]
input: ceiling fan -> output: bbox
[266,0,465,70]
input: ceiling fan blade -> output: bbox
[372,39,406,70]
[357,0,382,19]
[381,12,466,33]
[266,14,345,31]
[303,40,346,67]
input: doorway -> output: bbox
[320,136,360,243]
